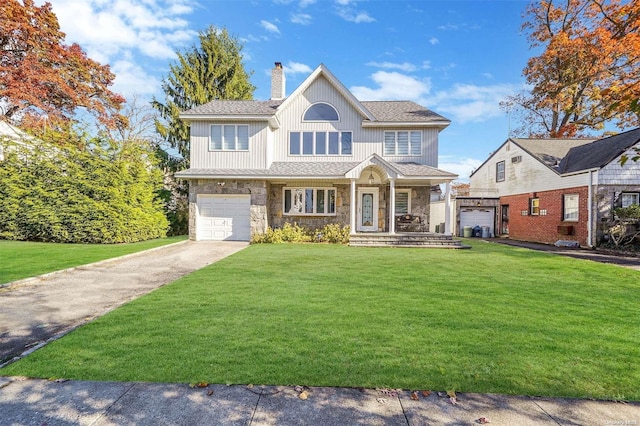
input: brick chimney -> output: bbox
[271,62,286,100]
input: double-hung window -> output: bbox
[621,192,639,208]
[210,125,249,151]
[496,161,505,182]
[395,190,411,215]
[530,198,540,216]
[384,131,422,155]
[563,194,579,221]
[284,188,336,215]
[289,131,352,156]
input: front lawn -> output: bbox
[0,236,187,284]
[3,240,639,401]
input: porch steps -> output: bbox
[349,233,469,248]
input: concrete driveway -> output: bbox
[0,240,248,365]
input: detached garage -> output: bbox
[458,207,495,237]
[196,194,251,241]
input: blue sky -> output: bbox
[43,0,534,180]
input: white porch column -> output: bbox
[444,181,452,236]
[389,178,396,234]
[350,178,356,234]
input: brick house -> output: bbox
[469,128,640,247]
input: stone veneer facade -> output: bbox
[189,179,433,239]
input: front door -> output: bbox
[501,204,509,235]
[357,188,379,232]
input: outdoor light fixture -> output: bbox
[368,167,374,185]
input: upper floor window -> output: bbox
[289,131,352,156]
[496,161,505,182]
[395,190,411,215]
[563,194,579,221]
[210,125,249,151]
[303,103,339,121]
[384,131,422,155]
[621,192,639,208]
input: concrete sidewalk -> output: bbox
[1,377,638,425]
[0,240,248,365]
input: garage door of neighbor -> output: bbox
[197,195,251,241]
[459,208,495,237]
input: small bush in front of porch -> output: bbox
[251,223,350,244]
[314,223,350,244]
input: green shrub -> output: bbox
[615,204,640,220]
[0,137,168,243]
[251,223,350,245]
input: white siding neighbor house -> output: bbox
[176,63,459,244]
[469,128,640,247]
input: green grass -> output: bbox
[3,240,639,401]
[0,236,187,284]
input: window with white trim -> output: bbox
[384,131,422,155]
[530,198,540,216]
[303,103,339,121]
[621,192,639,208]
[395,190,411,215]
[284,188,336,215]
[210,125,249,151]
[563,194,579,221]
[289,131,352,156]
[496,161,505,182]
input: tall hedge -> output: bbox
[0,137,168,243]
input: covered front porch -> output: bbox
[345,154,457,237]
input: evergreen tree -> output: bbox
[152,26,255,165]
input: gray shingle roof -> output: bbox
[181,99,448,124]
[558,127,640,174]
[512,138,595,169]
[175,161,456,179]
[361,101,450,123]
[182,100,283,116]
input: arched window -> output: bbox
[303,103,339,121]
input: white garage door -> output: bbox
[459,208,495,237]
[197,195,251,241]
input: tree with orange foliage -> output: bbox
[504,0,640,138]
[0,0,125,132]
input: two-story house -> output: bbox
[469,128,640,247]
[175,63,458,242]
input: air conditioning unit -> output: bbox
[511,155,522,163]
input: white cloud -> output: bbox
[335,3,375,23]
[431,83,517,123]
[260,20,281,34]
[285,62,313,74]
[291,13,312,25]
[438,156,483,181]
[350,71,431,101]
[366,62,418,72]
[41,0,198,100]
[429,37,439,45]
[421,61,432,70]
[299,0,316,6]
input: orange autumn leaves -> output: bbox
[0,0,125,132]
[507,0,640,137]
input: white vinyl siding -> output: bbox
[210,125,249,151]
[384,131,422,156]
[563,194,579,221]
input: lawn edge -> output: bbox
[0,239,189,290]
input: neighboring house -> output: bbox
[469,128,640,247]
[175,63,458,241]
[0,120,32,161]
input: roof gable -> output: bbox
[512,138,595,171]
[276,64,375,121]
